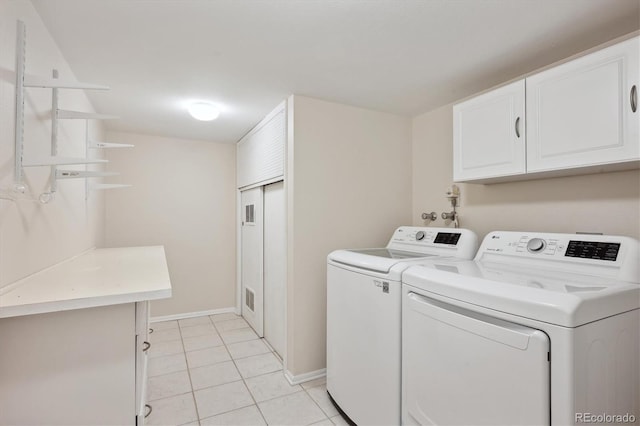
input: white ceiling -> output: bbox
[32,0,639,144]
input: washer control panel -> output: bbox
[387,227,479,259]
[391,228,461,245]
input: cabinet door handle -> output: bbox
[515,117,521,138]
[144,404,152,418]
[142,341,151,352]
[148,328,154,334]
[631,85,637,113]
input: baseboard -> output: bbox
[284,368,326,386]
[150,307,236,323]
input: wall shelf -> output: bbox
[23,157,108,167]
[56,170,119,179]
[88,141,134,149]
[23,75,110,90]
[11,20,132,203]
[90,184,132,191]
[56,110,118,120]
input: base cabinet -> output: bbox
[0,302,149,426]
[135,301,150,425]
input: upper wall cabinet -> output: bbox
[237,102,286,189]
[527,37,639,173]
[453,80,526,181]
[454,35,639,183]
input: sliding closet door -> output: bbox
[263,181,286,358]
[241,187,264,336]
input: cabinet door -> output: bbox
[453,80,526,182]
[526,36,639,172]
[135,301,150,423]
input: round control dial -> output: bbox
[527,238,546,253]
[415,231,426,241]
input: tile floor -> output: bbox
[146,313,349,426]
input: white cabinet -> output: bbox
[135,301,151,425]
[237,101,286,189]
[0,303,151,425]
[0,246,171,426]
[527,37,639,173]
[0,304,138,425]
[453,80,526,181]
[454,36,639,183]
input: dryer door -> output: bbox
[402,289,550,426]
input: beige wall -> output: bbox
[0,1,105,288]
[412,104,640,240]
[104,131,236,317]
[286,95,412,376]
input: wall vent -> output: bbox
[245,288,255,312]
[245,204,255,224]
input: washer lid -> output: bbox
[402,259,640,327]
[328,249,438,273]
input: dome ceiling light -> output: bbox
[188,102,220,121]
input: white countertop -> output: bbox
[0,246,172,319]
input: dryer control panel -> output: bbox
[478,231,639,282]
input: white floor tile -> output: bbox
[214,318,249,332]
[310,419,335,426]
[145,392,198,426]
[148,339,184,359]
[306,384,339,418]
[179,316,212,327]
[330,414,351,425]
[183,333,224,352]
[200,405,266,426]
[147,370,192,401]
[235,352,282,379]
[181,323,217,338]
[150,327,182,343]
[245,370,302,402]
[226,339,271,360]
[301,377,326,390]
[150,320,179,331]
[148,353,187,377]
[190,360,242,390]
[210,312,241,323]
[258,391,327,425]
[186,346,231,369]
[220,327,259,345]
[194,381,254,419]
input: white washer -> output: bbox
[402,231,640,426]
[327,226,478,426]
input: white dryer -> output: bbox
[402,231,640,426]
[327,226,478,426]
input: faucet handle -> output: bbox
[441,211,456,220]
[422,211,437,221]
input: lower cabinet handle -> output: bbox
[144,404,152,418]
[515,116,521,138]
[631,85,637,113]
[142,341,151,352]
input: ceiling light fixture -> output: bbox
[188,102,220,121]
